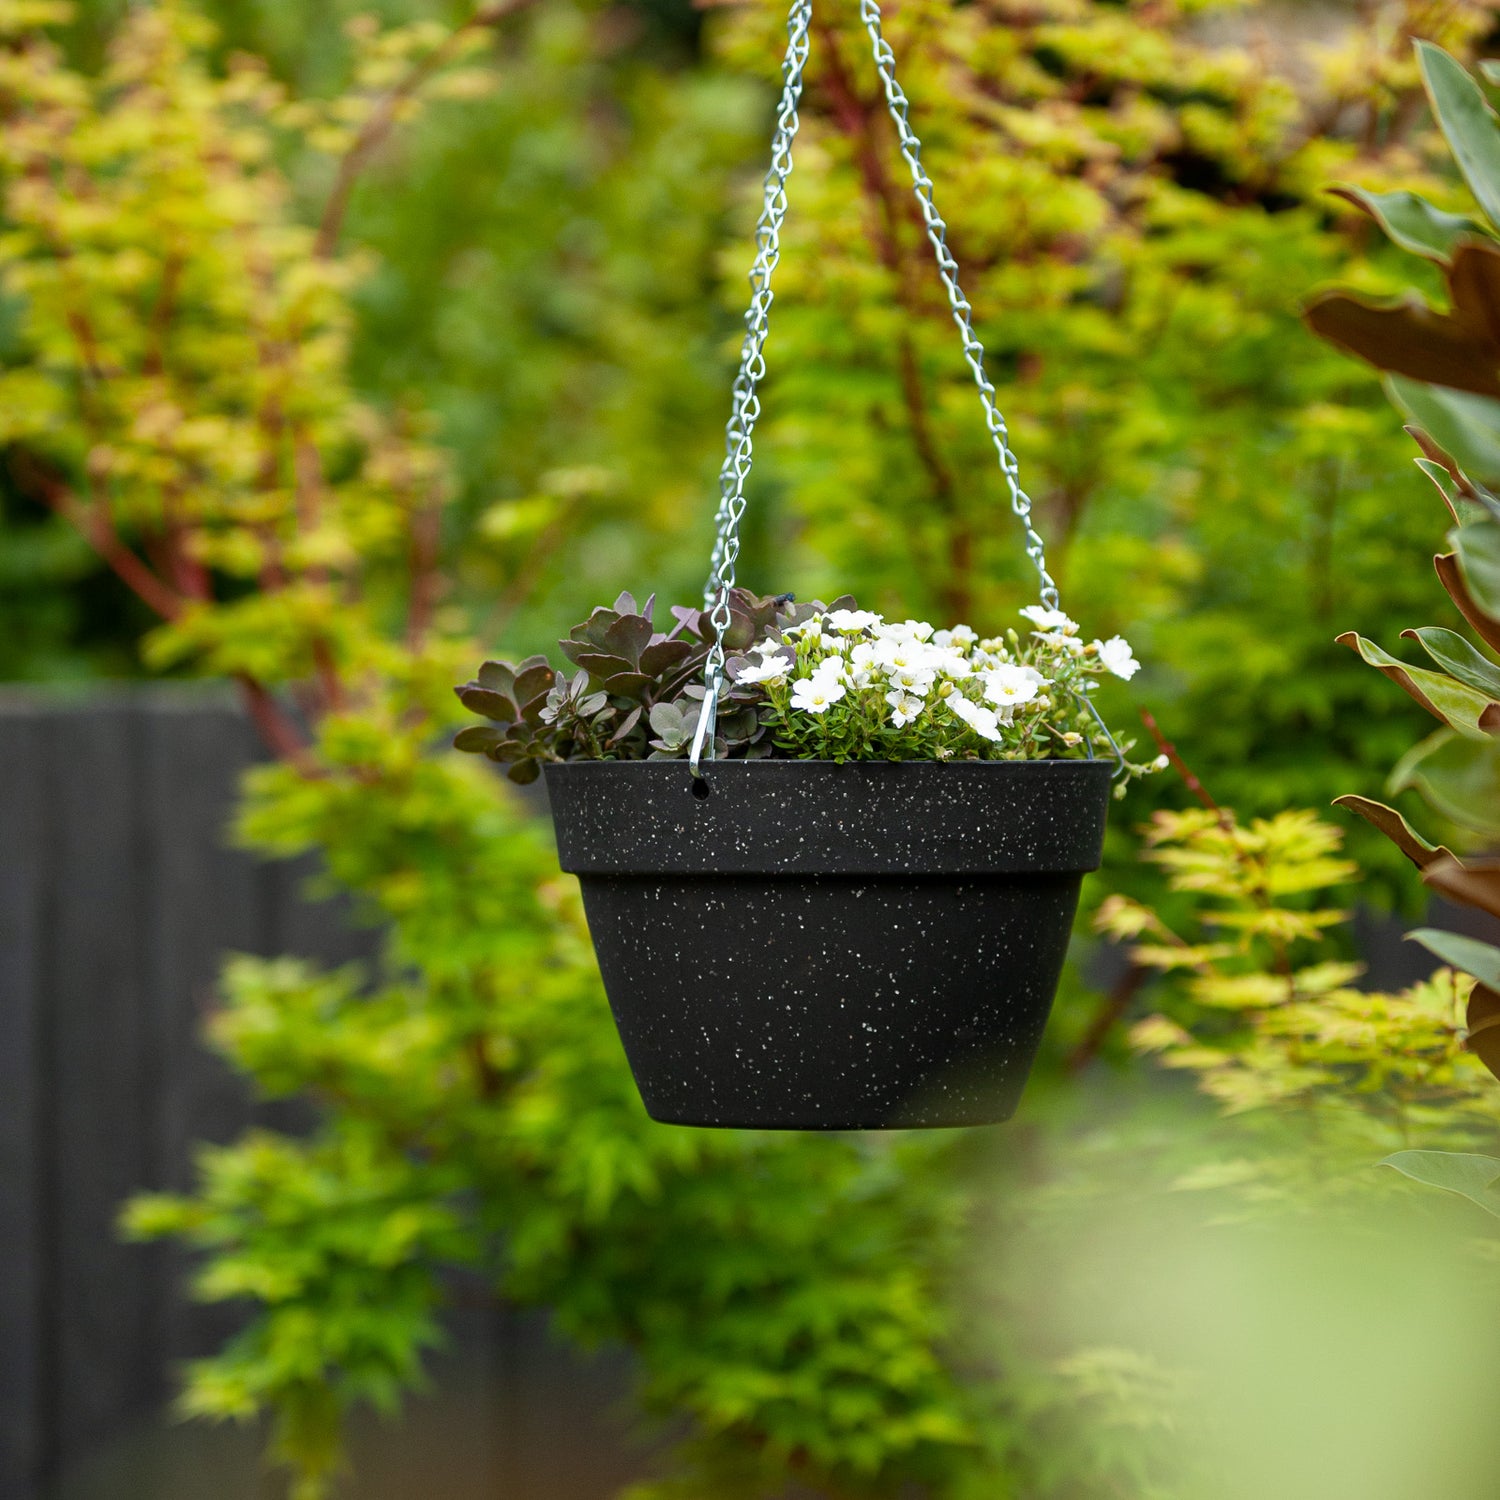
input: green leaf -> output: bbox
[1407,927,1500,987]
[1417,41,1500,233]
[1414,458,1499,526]
[1382,1150,1500,1217]
[1336,631,1500,736]
[1388,377,1500,488]
[1451,519,1500,618]
[1302,292,1500,397]
[1330,184,1486,262]
[1402,625,1500,696]
[1390,727,1500,837]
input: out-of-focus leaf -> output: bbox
[1303,293,1500,396]
[1382,1150,1500,1216]
[1449,240,1500,345]
[1388,376,1500,487]
[1336,631,1500,736]
[1451,519,1500,618]
[1423,852,1500,919]
[1418,40,1500,232]
[1402,625,1500,696]
[1329,184,1486,262]
[452,725,503,753]
[1465,980,1500,1079]
[1408,926,1500,987]
[1389,726,1500,837]
[1330,794,1450,868]
[455,685,518,721]
[1435,551,1500,652]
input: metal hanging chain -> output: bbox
[691,0,813,775]
[856,0,1058,611]
[692,0,1062,774]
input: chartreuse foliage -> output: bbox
[1098,807,1500,1196]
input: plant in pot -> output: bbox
[455,0,1156,1129]
[1305,40,1500,1209]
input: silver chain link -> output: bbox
[858,0,1058,610]
[691,0,812,774]
[692,0,1059,773]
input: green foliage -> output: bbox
[16,0,1500,1493]
[1099,807,1500,1177]
[1304,44,1500,1102]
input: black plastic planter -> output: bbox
[545,758,1112,1130]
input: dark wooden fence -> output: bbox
[0,690,640,1500]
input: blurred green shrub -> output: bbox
[9,0,1500,1494]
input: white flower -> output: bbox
[749,638,786,658]
[873,638,934,673]
[826,608,883,633]
[786,616,824,640]
[876,618,935,644]
[1035,631,1085,656]
[1094,635,1140,680]
[983,665,1041,708]
[885,690,925,728]
[947,694,1004,742]
[790,677,846,714]
[850,640,881,670]
[932,649,973,679]
[948,624,979,648]
[1020,606,1078,635]
[810,653,849,682]
[1151,753,1170,771]
[890,665,936,696]
[735,655,792,685]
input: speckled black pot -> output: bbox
[545,758,1112,1130]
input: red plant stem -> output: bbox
[1139,707,1231,828]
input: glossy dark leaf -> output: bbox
[506,758,542,785]
[639,638,696,678]
[1302,293,1500,396]
[476,660,516,695]
[1329,184,1484,262]
[608,705,643,744]
[513,663,556,707]
[452,725,503,754]
[455,685,519,722]
[603,612,653,668]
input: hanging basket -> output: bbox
[491,0,1131,1130]
[548,759,1111,1128]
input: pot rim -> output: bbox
[543,755,1112,877]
